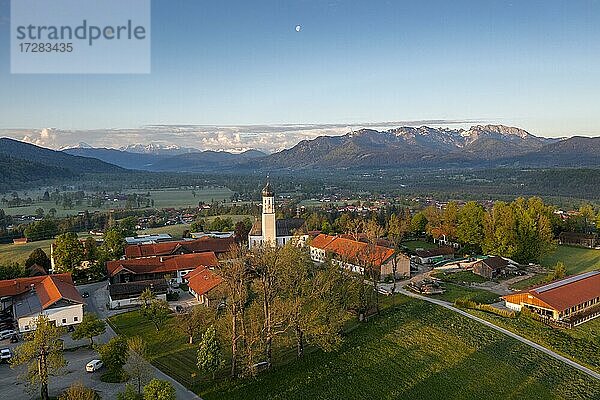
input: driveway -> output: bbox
[0,347,127,400]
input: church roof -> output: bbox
[262,181,274,197]
[249,218,305,237]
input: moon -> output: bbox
[295,25,301,32]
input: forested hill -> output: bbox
[0,138,125,191]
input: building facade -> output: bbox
[502,270,600,326]
[309,234,410,280]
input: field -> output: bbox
[432,270,488,284]
[541,245,600,275]
[401,240,437,251]
[510,245,600,290]
[465,309,600,374]
[109,297,600,400]
[1,187,234,217]
[427,283,499,304]
[137,214,253,239]
[0,238,54,265]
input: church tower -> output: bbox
[261,179,277,246]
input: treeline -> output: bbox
[299,197,599,264]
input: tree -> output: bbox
[0,262,25,280]
[117,384,142,400]
[125,337,153,396]
[216,244,251,377]
[53,232,85,272]
[175,306,213,344]
[102,228,127,260]
[97,336,128,380]
[10,315,66,400]
[25,248,51,273]
[59,382,99,400]
[145,299,170,331]
[457,201,485,251]
[143,379,176,400]
[548,261,567,282]
[197,325,223,379]
[71,313,106,347]
[83,236,100,263]
[410,212,428,234]
[119,217,138,237]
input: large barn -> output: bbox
[502,270,600,326]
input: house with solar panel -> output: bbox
[502,270,600,326]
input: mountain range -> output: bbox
[1,124,599,189]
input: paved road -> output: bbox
[395,285,600,381]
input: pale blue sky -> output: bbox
[1,0,600,139]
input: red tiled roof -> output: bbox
[503,270,600,312]
[184,266,223,296]
[36,275,83,309]
[107,252,219,277]
[0,273,73,298]
[124,237,235,258]
[310,234,397,267]
[0,273,82,310]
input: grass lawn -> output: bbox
[428,283,500,304]
[401,240,437,251]
[109,298,600,400]
[432,270,488,284]
[0,238,54,265]
[465,309,600,374]
[541,245,600,275]
[509,273,548,291]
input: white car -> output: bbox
[0,348,11,362]
[0,330,16,340]
[85,359,103,372]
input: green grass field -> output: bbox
[541,245,600,275]
[465,309,600,374]
[428,283,500,304]
[109,297,600,400]
[0,238,54,265]
[401,240,437,251]
[2,187,234,217]
[432,270,488,284]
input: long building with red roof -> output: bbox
[107,252,219,285]
[502,270,600,325]
[124,236,234,259]
[309,234,410,279]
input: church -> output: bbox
[248,181,306,248]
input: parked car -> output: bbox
[0,348,11,362]
[175,305,184,313]
[0,329,16,340]
[86,359,103,372]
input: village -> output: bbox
[0,181,599,399]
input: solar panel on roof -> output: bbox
[534,270,600,293]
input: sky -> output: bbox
[1,0,600,151]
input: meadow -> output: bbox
[540,245,600,274]
[109,296,600,400]
[1,187,234,217]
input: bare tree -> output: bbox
[175,306,214,344]
[216,244,251,377]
